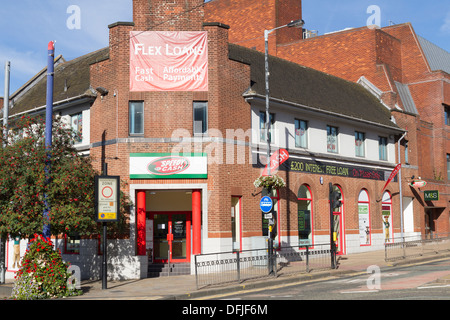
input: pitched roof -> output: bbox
[228,43,401,130]
[417,35,450,74]
[10,47,110,116]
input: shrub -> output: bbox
[11,234,82,300]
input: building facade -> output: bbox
[3,0,414,280]
[205,0,450,238]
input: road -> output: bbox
[204,258,450,300]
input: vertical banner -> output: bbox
[130,31,208,92]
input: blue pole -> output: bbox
[43,41,55,239]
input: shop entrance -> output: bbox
[150,212,191,263]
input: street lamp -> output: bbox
[264,19,304,274]
[264,19,304,176]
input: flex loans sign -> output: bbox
[130,31,208,92]
[129,153,207,179]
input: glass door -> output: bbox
[153,214,169,261]
[151,212,191,263]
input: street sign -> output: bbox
[424,190,439,201]
[95,175,120,222]
[260,196,273,213]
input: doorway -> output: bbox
[150,212,191,263]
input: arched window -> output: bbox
[382,191,394,243]
[358,189,371,246]
[297,185,313,247]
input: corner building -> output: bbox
[5,0,408,280]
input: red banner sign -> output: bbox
[382,163,401,192]
[130,31,208,92]
[262,149,289,176]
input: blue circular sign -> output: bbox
[260,196,273,213]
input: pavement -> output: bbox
[2,248,450,300]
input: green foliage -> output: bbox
[11,234,82,299]
[0,115,98,238]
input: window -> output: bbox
[404,141,409,164]
[70,112,83,144]
[382,191,393,244]
[129,101,144,135]
[64,233,80,254]
[447,154,450,180]
[231,196,241,252]
[379,136,387,160]
[327,126,338,153]
[298,185,313,246]
[358,190,371,246]
[259,111,275,143]
[355,131,365,157]
[193,101,208,135]
[295,119,308,148]
[445,105,450,126]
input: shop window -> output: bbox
[358,189,371,246]
[64,233,80,254]
[231,196,241,252]
[129,101,144,135]
[295,119,308,148]
[70,112,83,144]
[260,111,275,143]
[355,131,365,157]
[379,136,387,160]
[193,101,208,135]
[327,126,338,153]
[382,191,394,244]
[297,185,313,247]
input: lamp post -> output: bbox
[264,19,304,274]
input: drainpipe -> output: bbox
[398,132,407,243]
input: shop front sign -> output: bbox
[130,153,207,179]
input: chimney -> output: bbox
[276,0,303,45]
[133,0,205,31]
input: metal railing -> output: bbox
[194,243,332,289]
[385,233,450,262]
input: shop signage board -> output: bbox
[95,175,120,222]
[130,31,208,92]
[129,153,207,179]
[424,190,439,201]
[287,158,394,182]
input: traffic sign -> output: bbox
[260,196,273,213]
[95,175,120,222]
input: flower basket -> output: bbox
[253,175,286,190]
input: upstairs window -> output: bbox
[129,101,144,135]
[70,112,83,144]
[295,119,308,148]
[260,111,275,143]
[355,131,365,157]
[379,136,388,161]
[193,101,208,135]
[327,126,338,153]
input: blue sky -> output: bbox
[0,0,449,95]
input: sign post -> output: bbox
[95,174,120,290]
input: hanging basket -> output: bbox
[253,175,286,189]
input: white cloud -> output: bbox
[441,11,450,34]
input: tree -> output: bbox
[0,115,98,239]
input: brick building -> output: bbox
[205,0,450,238]
[3,0,412,280]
